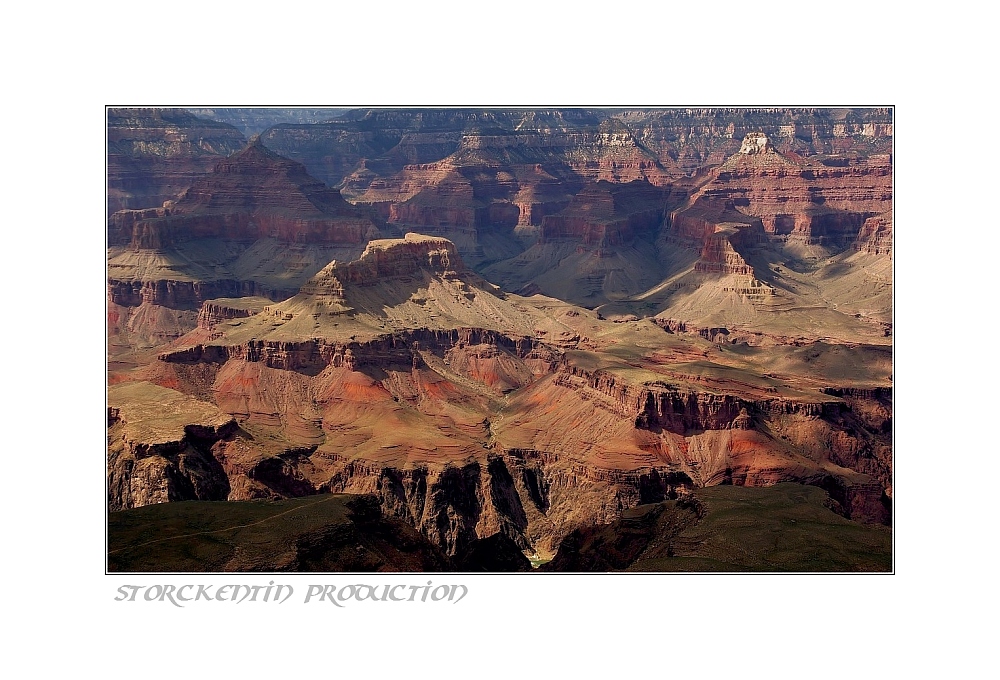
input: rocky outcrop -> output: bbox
[108,139,380,249]
[209,447,694,558]
[321,458,506,556]
[107,383,237,511]
[616,108,893,173]
[108,278,297,310]
[739,131,774,155]
[538,180,669,247]
[196,298,268,330]
[107,139,388,357]
[260,108,892,190]
[107,108,247,213]
[854,211,893,255]
[498,362,890,526]
[554,364,841,435]
[819,386,893,494]
[683,134,891,249]
[302,233,463,294]
[350,160,563,267]
[694,223,760,276]
[160,326,558,375]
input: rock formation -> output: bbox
[109,233,891,561]
[738,131,774,155]
[855,211,893,255]
[107,382,236,511]
[250,110,892,315]
[107,108,246,213]
[107,138,387,355]
[109,138,380,249]
[107,108,893,571]
[261,108,892,189]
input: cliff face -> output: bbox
[260,108,892,189]
[143,311,891,554]
[107,383,237,511]
[855,211,893,255]
[160,326,556,377]
[257,108,889,274]
[108,140,380,249]
[493,362,890,527]
[617,108,893,173]
[538,180,670,247]
[107,108,246,213]
[307,233,464,291]
[682,133,892,249]
[107,139,388,356]
[575,130,893,339]
[197,298,269,330]
[321,456,534,556]
[107,277,298,310]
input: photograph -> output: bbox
[9,1,995,675]
[106,106,894,574]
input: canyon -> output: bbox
[107,107,892,571]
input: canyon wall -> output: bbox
[108,108,246,214]
[135,323,891,556]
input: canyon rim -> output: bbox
[106,107,893,573]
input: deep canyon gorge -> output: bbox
[107,107,892,571]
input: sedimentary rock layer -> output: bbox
[108,108,246,213]
[109,139,380,249]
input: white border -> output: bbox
[9,0,979,675]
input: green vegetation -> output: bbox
[546,483,891,572]
[108,494,450,572]
[633,484,891,572]
[109,495,347,571]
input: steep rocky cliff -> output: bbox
[107,382,236,511]
[256,108,889,284]
[107,139,388,354]
[259,108,892,190]
[109,139,380,249]
[537,180,669,247]
[684,132,891,247]
[108,108,246,214]
[855,211,893,255]
[617,108,893,173]
[572,131,895,341]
